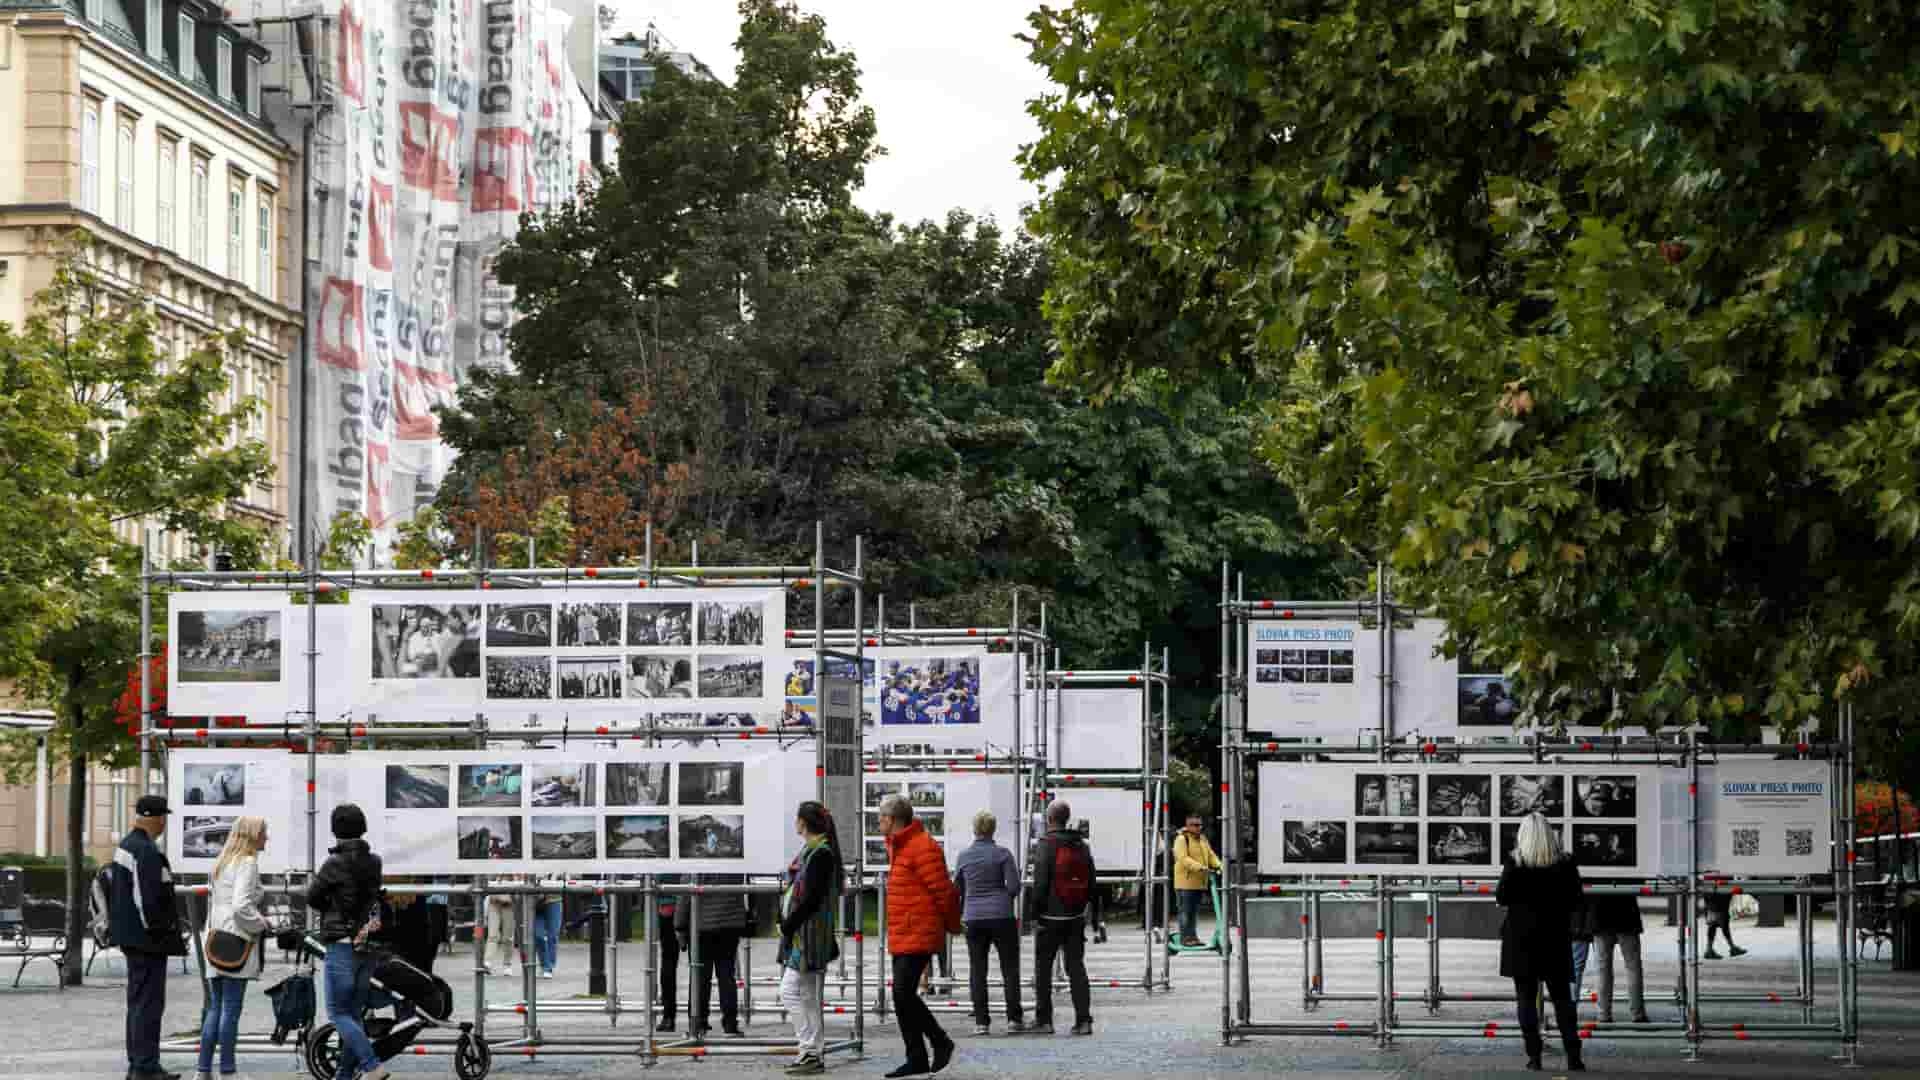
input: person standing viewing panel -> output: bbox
[953,809,1024,1036]
[307,804,391,1080]
[1590,892,1649,1024]
[1029,800,1097,1036]
[779,802,844,1076]
[483,876,517,976]
[655,873,684,1032]
[677,872,750,1037]
[1496,813,1586,1072]
[110,794,186,1080]
[532,880,562,980]
[879,793,959,1077]
[1172,814,1221,947]
[197,816,270,1080]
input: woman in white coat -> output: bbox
[197,817,270,1080]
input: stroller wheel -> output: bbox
[453,1030,493,1080]
[303,1022,340,1080]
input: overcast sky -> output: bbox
[617,0,1053,232]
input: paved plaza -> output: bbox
[1,916,1916,1079]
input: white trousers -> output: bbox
[486,903,516,971]
[781,966,826,1057]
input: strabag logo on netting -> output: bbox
[1254,627,1357,643]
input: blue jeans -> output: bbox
[1570,939,1590,1003]
[324,942,378,1080]
[1178,889,1208,940]
[197,975,248,1075]
[534,901,562,973]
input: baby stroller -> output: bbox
[285,929,492,1080]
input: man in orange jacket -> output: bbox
[881,793,959,1077]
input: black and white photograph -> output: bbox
[181,764,246,807]
[1574,776,1638,819]
[698,601,765,646]
[529,764,596,808]
[371,604,481,679]
[486,604,552,648]
[182,816,234,859]
[1330,649,1356,667]
[908,782,945,808]
[920,812,945,839]
[1501,774,1566,817]
[177,610,282,683]
[458,765,524,808]
[385,764,451,809]
[628,603,693,647]
[698,654,764,699]
[557,602,622,648]
[1282,820,1347,864]
[1281,667,1305,684]
[1571,824,1637,868]
[866,781,903,807]
[865,811,884,836]
[1255,667,1280,684]
[1305,667,1330,683]
[605,763,671,806]
[558,657,623,700]
[486,655,552,700]
[1356,774,1419,817]
[531,816,598,860]
[680,762,745,806]
[458,816,522,860]
[628,655,694,699]
[1255,649,1280,665]
[1330,668,1355,684]
[679,813,746,858]
[1302,650,1329,665]
[865,839,889,867]
[1354,822,1421,864]
[1279,650,1305,665]
[1427,775,1493,817]
[1429,822,1494,865]
[605,814,670,859]
[1459,675,1519,727]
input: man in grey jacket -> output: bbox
[953,810,1025,1036]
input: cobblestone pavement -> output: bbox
[2,917,1916,1080]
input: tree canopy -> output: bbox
[1023,0,1920,735]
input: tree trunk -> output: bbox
[63,747,87,986]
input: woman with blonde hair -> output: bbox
[1497,812,1585,1072]
[197,816,271,1080]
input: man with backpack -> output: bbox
[107,794,186,1080]
[1029,800,1097,1036]
[1173,814,1222,947]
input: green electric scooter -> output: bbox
[1166,872,1225,955]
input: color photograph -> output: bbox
[1282,820,1347,864]
[486,655,552,699]
[485,604,552,648]
[558,657,623,699]
[1429,822,1494,865]
[606,815,671,859]
[529,764,596,808]
[679,813,746,858]
[557,602,622,648]
[1427,775,1493,817]
[878,657,981,725]
[371,604,480,679]
[627,603,693,647]
[1459,675,1519,727]
[605,762,671,806]
[181,764,246,807]
[1501,774,1566,817]
[181,816,233,859]
[698,654,764,699]
[698,601,765,646]
[531,815,598,860]
[177,610,282,683]
[908,782,945,808]
[1574,776,1638,819]
[384,764,450,809]
[1354,822,1421,864]
[458,816,522,860]
[680,762,745,806]
[458,764,524,808]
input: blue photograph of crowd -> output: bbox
[878,657,981,726]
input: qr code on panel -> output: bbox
[1732,828,1760,857]
[1786,829,1814,857]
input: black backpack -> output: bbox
[265,971,317,1044]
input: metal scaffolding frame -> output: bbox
[1214,564,1864,1066]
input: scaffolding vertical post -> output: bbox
[853,532,866,1056]
[473,878,489,1042]
[1425,889,1440,1013]
[1218,561,1233,1044]
[1375,875,1390,1049]
[305,553,319,879]
[643,876,656,1060]
[1161,645,1174,991]
[1684,727,1702,1061]
[138,536,153,795]
[1841,703,1859,1066]
[1234,574,1251,1024]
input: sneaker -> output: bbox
[1729,946,1748,958]
[540,970,555,980]
[974,1023,991,1036]
[883,1064,929,1079]
[722,1024,745,1038]
[1007,1020,1028,1033]
[1030,1021,1054,1034]
[785,1056,826,1076]
[1703,949,1723,960]
[1071,1020,1094,1036]
[930,1037,954,1074]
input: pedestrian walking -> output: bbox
[1590,893,1649,1023]
[1029,801,1097,1036]
[1497,813,1586,1072]
[308,804,390,1080]
[779,802,844,1076]
[1172,814,1221,946]
[483,876,516,975]
[111,794,186,1080]
[1703,892,1746,958]
[532,880,563,979]
[677,873,750,1037]
[880,793,959,1077]
[953,810,1024,1036]
[197,816,270,1080]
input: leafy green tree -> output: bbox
[1024,0,1920,733]
[0,264,270,983]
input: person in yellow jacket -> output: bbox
[1173,815,1222,946]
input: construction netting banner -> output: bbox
[306,0,587,549]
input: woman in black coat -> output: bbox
[1497,813,1586,1071]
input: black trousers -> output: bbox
[1513,974,1581,1062]
[891,952,948,1066]
[656,913,681,1021]
[964,918,1023,1024]
[125,949,170,1073]
[691,929,742,1029]
[1034,918,1091,1026]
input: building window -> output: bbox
[178,15,195,81]
[116,120,135,229]
[256,191,273,300]
[248,56,263,116]
[84,0,101,23]
[190,158,209,264]
[81,101,101,215]
[227,181,244,283]
[145,0,162,58]
[217,38,232,100]
[156,141,175,249]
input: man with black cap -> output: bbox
[112,793,185,1080]
[307,803,389,1080]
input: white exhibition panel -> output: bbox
[167,743,815,876]
[787,648,1015,757]
[1245,619,1368,738]
[169,594,294,720]
[1051,787,1146,873]
[1052,688,1145,771]
[1695,760,1834,876]
[1257,761,1661,877]
[858,772,1019,873]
